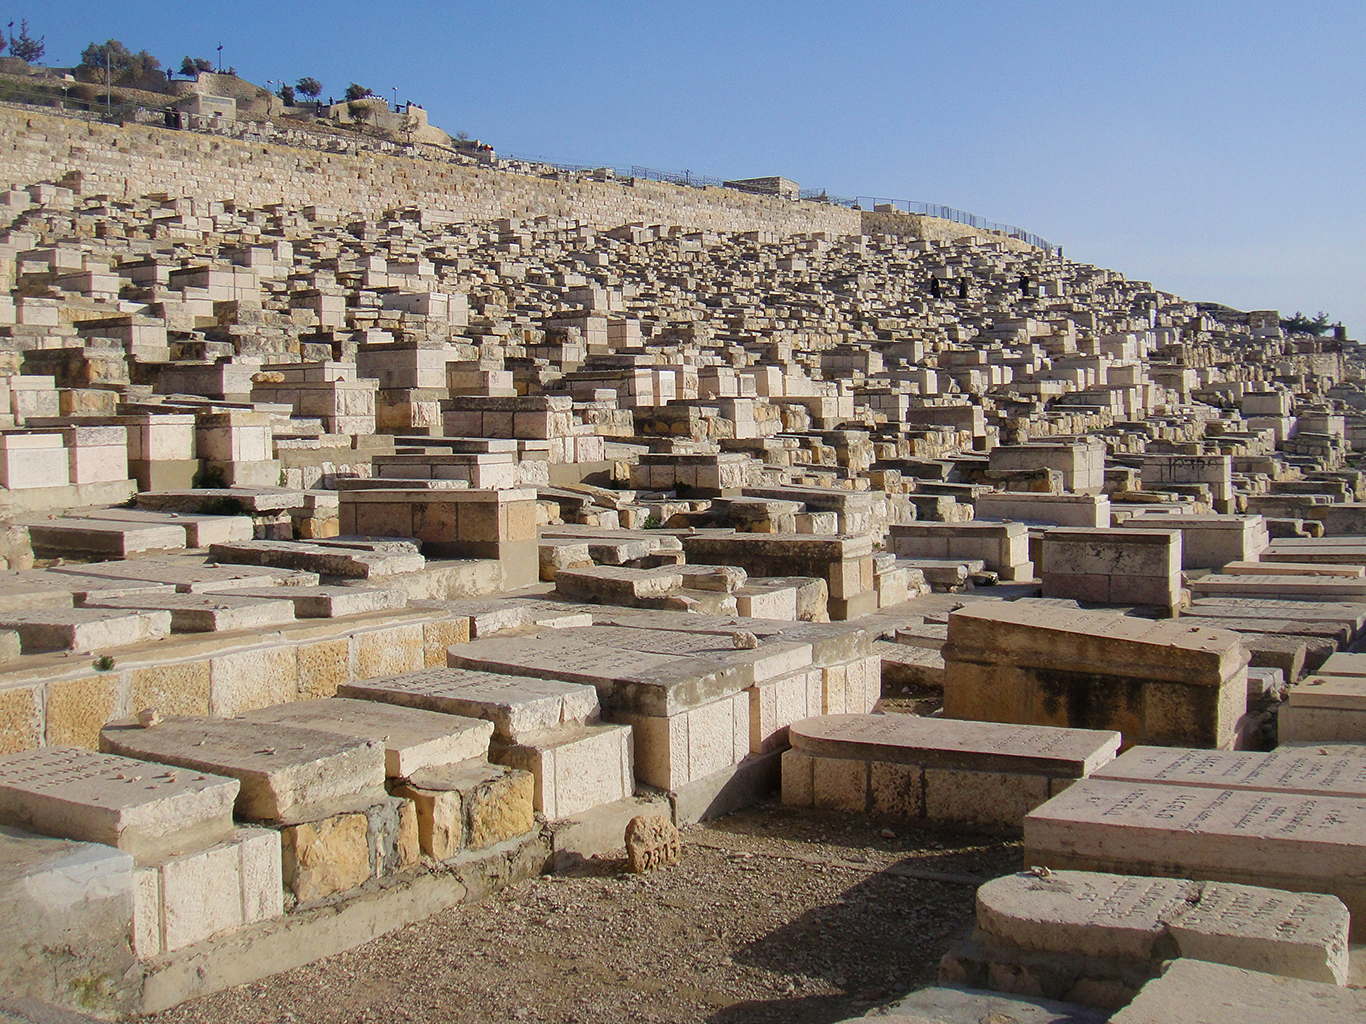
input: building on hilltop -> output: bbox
[724,176,800,199]
[166,91,237,128]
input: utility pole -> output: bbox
[105,48,111,115]
[217,43,222,74]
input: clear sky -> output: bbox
[30,1,1366,337]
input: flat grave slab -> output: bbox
[340,668,600,743]
[1280,674,1366,743]
[1178,614,1353,645]
[790,714,1120,778]
[241,698,493,777]
[1024,778,1366,935]
[1314,651,1366,676]
[1188,598,1366,630]
[1189,575,1366,603]
[229,585,408,618]
[100,716,386,825]
[65,507,255,547]
[27,519,187,559]
[446,624,813,716]
[0,607,172,652]
[0,577,76,613]
[0,746,237,862]
[783,714,1120,830]
[1110,959,1366,1024]
[1092,744,1366,800]
[942,602,1248,749]
[581,608,874,666]
[973,869,1348,984]
[208,539,425,579]
[45,558,320,593]
[85,593,297,632]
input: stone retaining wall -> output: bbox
[0,108,862,237]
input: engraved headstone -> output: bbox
[625,814,680,873]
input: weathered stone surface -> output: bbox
[0,825,137,1012]
[280,812,371,903]
[1110,959,1366,1024]
[0,746,238,862]
[398,761,535,857]
[942,603,1248,749]
[625,814,680,873]
[975,869,1349,985]
[1024,778,1366,936]
[341,668,598,743]
[100,717,386,825]
[241,698,494,777]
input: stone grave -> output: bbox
[941,602,1249,749]
[782,713,1119,829]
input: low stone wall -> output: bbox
[0,107,862,238]
[0,604,476,755]
[860,209,1041,252]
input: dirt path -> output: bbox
[147,805,1021,1024]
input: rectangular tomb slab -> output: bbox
[942,602,1249,749]
[974,869,1349,985]
[229,585,408,618]
[0,607,172,652]
[445,624,813,717]
[339,668,600,744]
[789,714,1120,778]
[46,558,321,593]
[945,603,1247,685]
[1091,745,1366,800]
[783,713,1119,829]
[241,698,494,777]
[1110,959,1366,1024]
[0,746,238,862]
[84,593,298,633]
[1024,778,1366,936]
[100,717,387,825]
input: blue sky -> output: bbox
[32,1,1366,336]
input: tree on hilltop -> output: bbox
[179,55,214,77]
[295,76,321,99]
[277,83,295,105]
[344,82,372,101]
[80,39,159,82]
[9,19,44,63]
[1282,310,1341,337]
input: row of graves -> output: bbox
[0,174,1361,1019]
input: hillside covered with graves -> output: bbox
[0,104,1364,1023]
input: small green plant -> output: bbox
[197,495,247,517]
[92,655,116,672]
[643,514,662,530]
[192,464,228,489]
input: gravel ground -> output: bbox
[147,805,1021,1024]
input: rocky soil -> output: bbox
[147,805,1021,1024]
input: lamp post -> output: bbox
[392,86,398,112]
[217,44,223,74]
